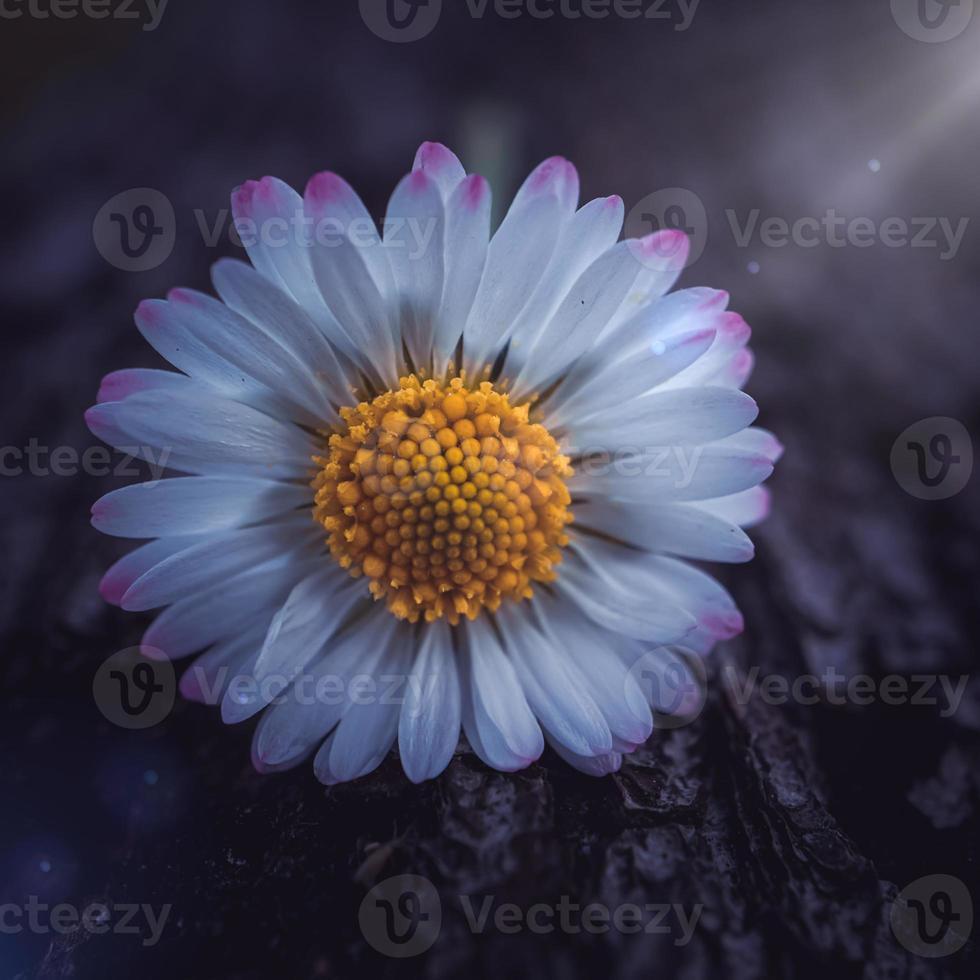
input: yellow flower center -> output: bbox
[312,376,573,624]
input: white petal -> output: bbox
[545,325,716,430]
[304,172,399,383]
[709,426,784,463]
[546,734,623,776]
[222,568,365,724]
[657,312,752,391]
[544,609,654,746]
[413,141,467,200]
[628,647,706,718]
[96,368,195,404]
[86,387,317,479]
[574,498,755,563]
[641,555,744,640]
[323,645,410,784]
[566,287,729,385]
[495,604,612,757]
[697,486,771,528]
[179,619,272,704]
[462,158,577,372]
[398,620,461,783]
[568,387,759,456]
[231,177,343,334]
[211,257,354,415]
[121,520,321,611]
[134,289,328,426]
[511,234,685,398]
[600,230,691,338]
[91,477,310,538]
[142,549,320,659]
[556,542,697,644]
[460,617,543,771]
[384,170,445,369]
[567,439,774,503]
[252,608,395,769]
[501,195,624,377]
[98,535,203,605]
[432,174,491,374]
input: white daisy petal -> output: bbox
[495,604,612,758]
[643,555,744,640]
[323,644,410,784]
[574,286,730,381]
[412,141,467,202]
[142,549,320,660]
[517,156,580,211]
[134,289,330,426]
[542,608,654,746]
[91,477,309,538]
[556,543,698,644]
[511,232,689,398]
[211,257,354,415]
[304,172,399,382]
[501,194,625,375]
[625,647,705,716]
[98,535,203,606]
[86,387,317,479]
[179,619,273,705]
[568,439,774,503]
[462,158,578,372]
[657,312,752,391]
[120,520,320,611]
[567,387,759,456]
[709,426,784,462]
[697,486,772,528]
[398,620,461,784]
[545,324,717,430]
[96,368,195,404]
[460,617,543,771]
[432,174,492,374]
[230,177,319,307]
[603,230,691,334]
[574,497,755,564]
[384,170,445,370]
[710,348,755,389]
[222,568,365,724]
[252,608,395,770]
[546,735,623,776]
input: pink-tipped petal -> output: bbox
[700,609,745,640]
[412,141,466,197]
[522,155,579,212]
[461,173,489,210]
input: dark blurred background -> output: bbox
[1,1,978,978]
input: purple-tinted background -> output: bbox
[1,1,978,978]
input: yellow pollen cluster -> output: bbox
[312,376,573,624]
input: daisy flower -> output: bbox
[87,143,780,784]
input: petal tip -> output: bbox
[461,173,490,209]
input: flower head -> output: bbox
[87,142,780,784]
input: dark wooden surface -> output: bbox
[1,1,978,977]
